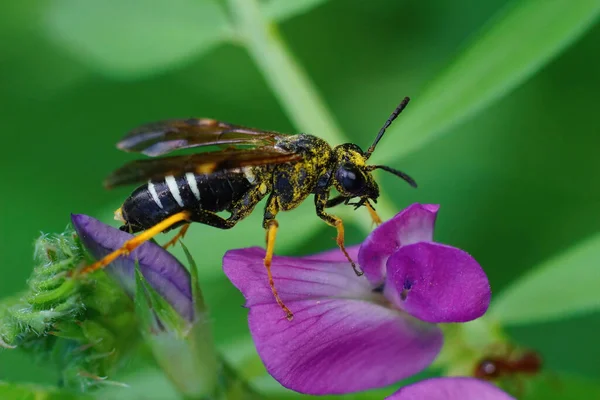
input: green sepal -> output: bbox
[134,259,220,399]
[0,230,85,345]
[0,227,139,391]
[134,262,187,334]
[180,241,206,317]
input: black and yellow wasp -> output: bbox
[82,97,416,320]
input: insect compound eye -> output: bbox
[336,164,366,195]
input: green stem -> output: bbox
[226,0,398,232]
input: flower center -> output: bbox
[400,279,413,301]
[370,283,400,310]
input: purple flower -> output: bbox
[72,214,220,398]
[223,204,491,394]
[387,377,515,400]
[72,214,194,321]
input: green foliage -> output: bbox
[490,232,600,326]
[264,0,330,21]
[228,0,349,144]
[526,373,600,400]
[43,0,333,80]
[0,229,138,390]
[44,0,233,78]
[0,231,84,345]
[375,0,600,164]
[0,381,93,400]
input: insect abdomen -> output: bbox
[120,171,253,232]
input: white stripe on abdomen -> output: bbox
[147,180,164,209]
[165,175,184,207]
[186,172,201,201]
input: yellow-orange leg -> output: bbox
[162,223,190,249]
[264,220,294,321]
[78,211,192,276]
[365,202,382,226]
[333,217,363,276]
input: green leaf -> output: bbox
[44,0,232,78]
[375,0,600,163]
[0,381,93,400]
[490,232,600,325]
[263,0,329,21]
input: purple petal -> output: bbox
[223,247,442,394]
[384,242,490,323]
[358,204,439,285]
[387,377,516,400]
[224,247,373,305]
[248,300,442,394]
[71,214,193,321]
[302,245,360,263]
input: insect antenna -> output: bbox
[368,165,418,188]
[366,97,410,159]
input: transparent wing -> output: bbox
[117,118,286,156]
[105,147,301,188]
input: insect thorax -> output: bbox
[271,134,334,210]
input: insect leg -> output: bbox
[78,211,192,275]
[188,209,238,229]
[325,195,382,226]
[315,192,363,276]
[263,194,294,321]
[325,195,347,208]
[162,223,190,249]
[365,201,382,226]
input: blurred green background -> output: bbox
[1,0,599,398]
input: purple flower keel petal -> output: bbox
[385,242,490,323]
[358,204,439,285]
